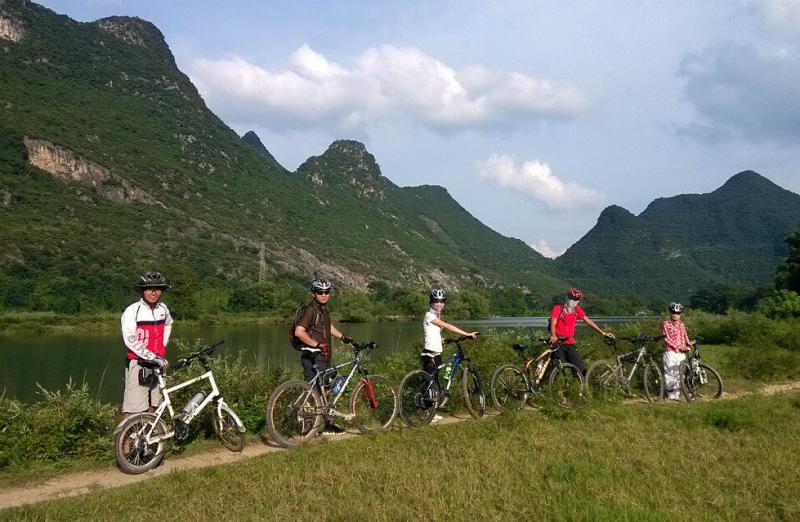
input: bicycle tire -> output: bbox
[398,370,439,427]
[350,375,399,433]
[266,379,323,448]
[585,360,624,402]
[214,405,245,452]
[680,362,723,401]
[114,413,167,475]
[643,360,665,403]
[490,364,529,411]
[462,366,485,418]
[548,363,585,408]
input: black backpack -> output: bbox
[289,303,321,351]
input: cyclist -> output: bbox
[121,271,173,418]
[662,302,694,401]
[421,288,479,422]
[293,277,353,382]
[548,287,614,376]
[421,287,479,377]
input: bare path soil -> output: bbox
[1,383,798,511]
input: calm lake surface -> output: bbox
[0,317,641,403]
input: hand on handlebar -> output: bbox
[468,331,480,340]
[341,335,354,345]
[317,343,329,356]
[603,332,616,340]
[155,357,169,369]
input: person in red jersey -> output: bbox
[548,288,615,375]
[121,271,173,417]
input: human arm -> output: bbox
[163,306,173,347]
[330,324,352,343]
[431,318,478,339]
[582,316,614,339]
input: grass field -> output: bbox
[5,390,800,521]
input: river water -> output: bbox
[0,317,640,403]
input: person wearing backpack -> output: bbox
[548,288,615,376]
[292,277,353,382]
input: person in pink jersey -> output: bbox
[120,271,173,417]
[662,302,694,401]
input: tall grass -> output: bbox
[8,392,800,520]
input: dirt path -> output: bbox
[1,384,798,511]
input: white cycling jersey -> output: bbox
[422,309,443,354]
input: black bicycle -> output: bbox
[585,333,665,403]
[679,342,723,401]
[266,341,398,448]
[398,335,484,427]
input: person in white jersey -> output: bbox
[421,287,479,376]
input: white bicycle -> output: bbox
[113,341,246,474]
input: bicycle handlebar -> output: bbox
[616,334,664,343]
[173,340,225,371]
[444,333,480,345]
[352,341,377,353]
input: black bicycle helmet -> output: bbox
[669,302,683,313]
[136,271,170,290]
[310,277,332,292]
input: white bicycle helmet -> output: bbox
[310,277,332,292]
[669,302,683,313]
[430,288,446,302]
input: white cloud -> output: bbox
[529,239,565,259]
[476,154,604,211]
[750,0,800,33]
[677,41,800,143]
[189,44,588,134]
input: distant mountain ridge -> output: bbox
[556,171,800,299]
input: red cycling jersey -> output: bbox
[550,304,585,344]
[121,300,173,360]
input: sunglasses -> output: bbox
[314,290,331,295]
[670,310,682,314]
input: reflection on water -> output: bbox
[0,317,640,403]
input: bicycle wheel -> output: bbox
[462,366,485,418]
[585,360,624,402]
[214,405,244,452]
[350,375,399,433]
[643,360,665,403]
[490,365,529,411]
[266,380,323,448]
[680,362,723,401]
[548,363,585,408]
[114,413,167,474]
[398,370,439,427]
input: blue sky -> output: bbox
[40,1,800,257]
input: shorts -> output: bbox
[122,359,163,414]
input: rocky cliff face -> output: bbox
[0,11,25,42]
[23,137,162,206]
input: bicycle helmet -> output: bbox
[430,288,447,302]
[310,277,332,292]
[566,288,584,300]
[669,302,683,313]
[136,271,170,290]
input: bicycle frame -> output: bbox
[615,347,647,384]
[302,345,377,420]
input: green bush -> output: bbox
[756,290,800,319]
